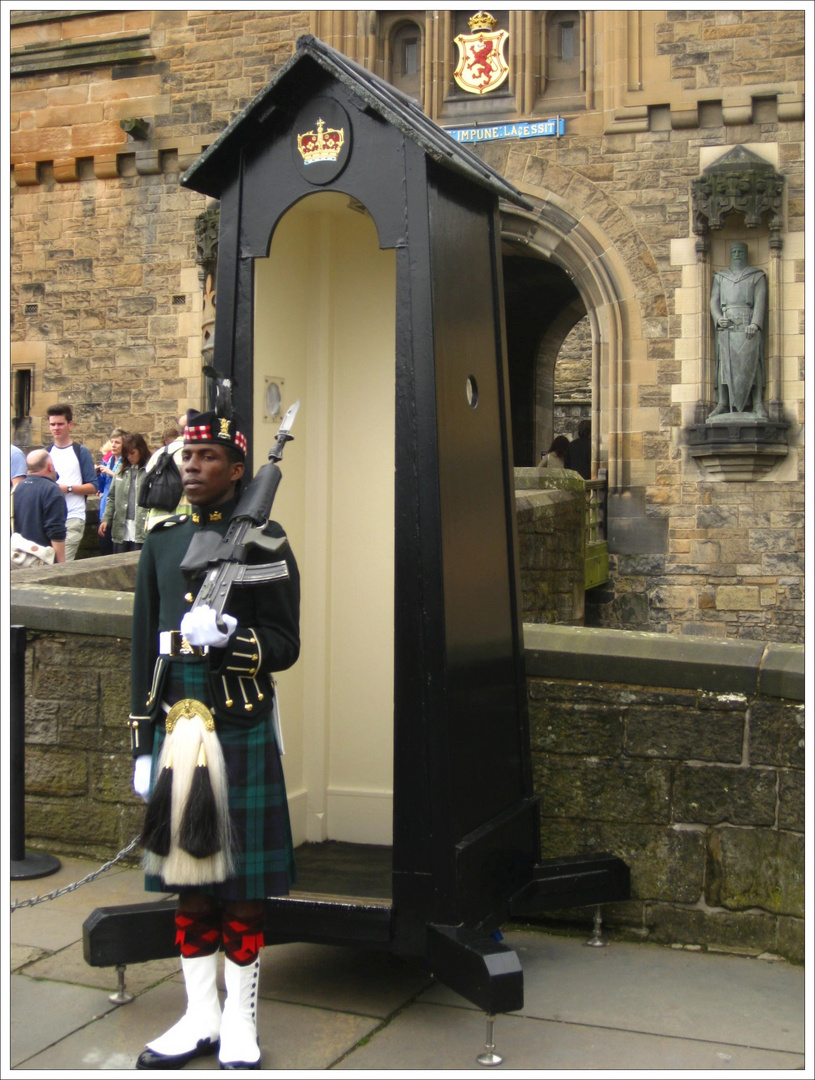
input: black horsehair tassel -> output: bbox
[178,742,222,858]
[140,753,173,857]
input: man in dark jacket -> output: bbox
[12,449,67,563]
[565,418,592,480]
[130,409,299,1071]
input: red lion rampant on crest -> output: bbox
[467,39,495,84]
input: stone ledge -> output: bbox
[11,585,134,639]
[10,33,154,77]
[10,552,139,592]
[10,575,803,697]
[758,643,806,701]
[523,622,803,701]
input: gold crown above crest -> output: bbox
[297,117,345,164]
[468,10,498,33]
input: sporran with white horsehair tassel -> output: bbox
[141,698,235,886]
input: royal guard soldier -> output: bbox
[129,406,300,1069]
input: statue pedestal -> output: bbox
[687,411,789,480]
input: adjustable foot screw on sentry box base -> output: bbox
[109,964,134,1005]
[586,905,607,948]
[476,1015,503,1067]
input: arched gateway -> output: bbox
[500,199,643,492]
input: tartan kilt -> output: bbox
[145,659,296,901]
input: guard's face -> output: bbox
[181,444,244,506]
[730,244,747,267]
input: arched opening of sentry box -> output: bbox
[254,191,396,900]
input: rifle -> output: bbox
[179,399,300,630]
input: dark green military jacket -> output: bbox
[128,497,300,757]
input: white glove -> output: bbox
[180,605,237,648]
[133,754,153,801]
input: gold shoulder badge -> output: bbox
[454,11,509,96]
[297,117,345,164]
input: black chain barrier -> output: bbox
[11,836,142,913]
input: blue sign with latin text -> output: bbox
[446,118,566,144]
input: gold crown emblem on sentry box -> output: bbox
[297,117,345,164]
[468,11,498,32]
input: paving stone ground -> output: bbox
[8,857,806,1072]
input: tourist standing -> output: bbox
[46,404,98,561]
[99,433,152,553]
[11,449,67,563]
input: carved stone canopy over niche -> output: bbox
[194,204,220,372]
[194,204,220,281]
[691,146,784,243]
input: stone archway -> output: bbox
[501,253,584,464]
[503,195,643,494]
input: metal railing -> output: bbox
[585,472,607,545]
[584,472,609,589]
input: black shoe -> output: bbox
[220,1058,261,1070]
[136,1037,219,1070]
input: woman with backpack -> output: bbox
[99,433,152,552]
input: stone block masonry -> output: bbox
[525,623,804,962]
[587,480,804,643]
[516,469,586,626]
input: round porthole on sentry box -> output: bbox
[465,375,479,409]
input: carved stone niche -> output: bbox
[687,146,788,480]
[687,414,789,481]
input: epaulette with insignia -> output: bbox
[153,514,189,529]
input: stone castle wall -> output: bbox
[9,10,805,643]
[525,624,804,962]
[12,169,204,452]
[478,9,805,643]
[10,9,310,452]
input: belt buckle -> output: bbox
[159,630,209,657]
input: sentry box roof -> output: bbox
[181,34,532,211]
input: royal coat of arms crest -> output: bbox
[454,11,509,96]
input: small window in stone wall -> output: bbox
[13,369,32,420]
[388,20,423,101]
[539,10,584,108]
[559,19,576,61]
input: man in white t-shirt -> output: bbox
[47,404,98,561]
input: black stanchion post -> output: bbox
[10,625,61,881]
